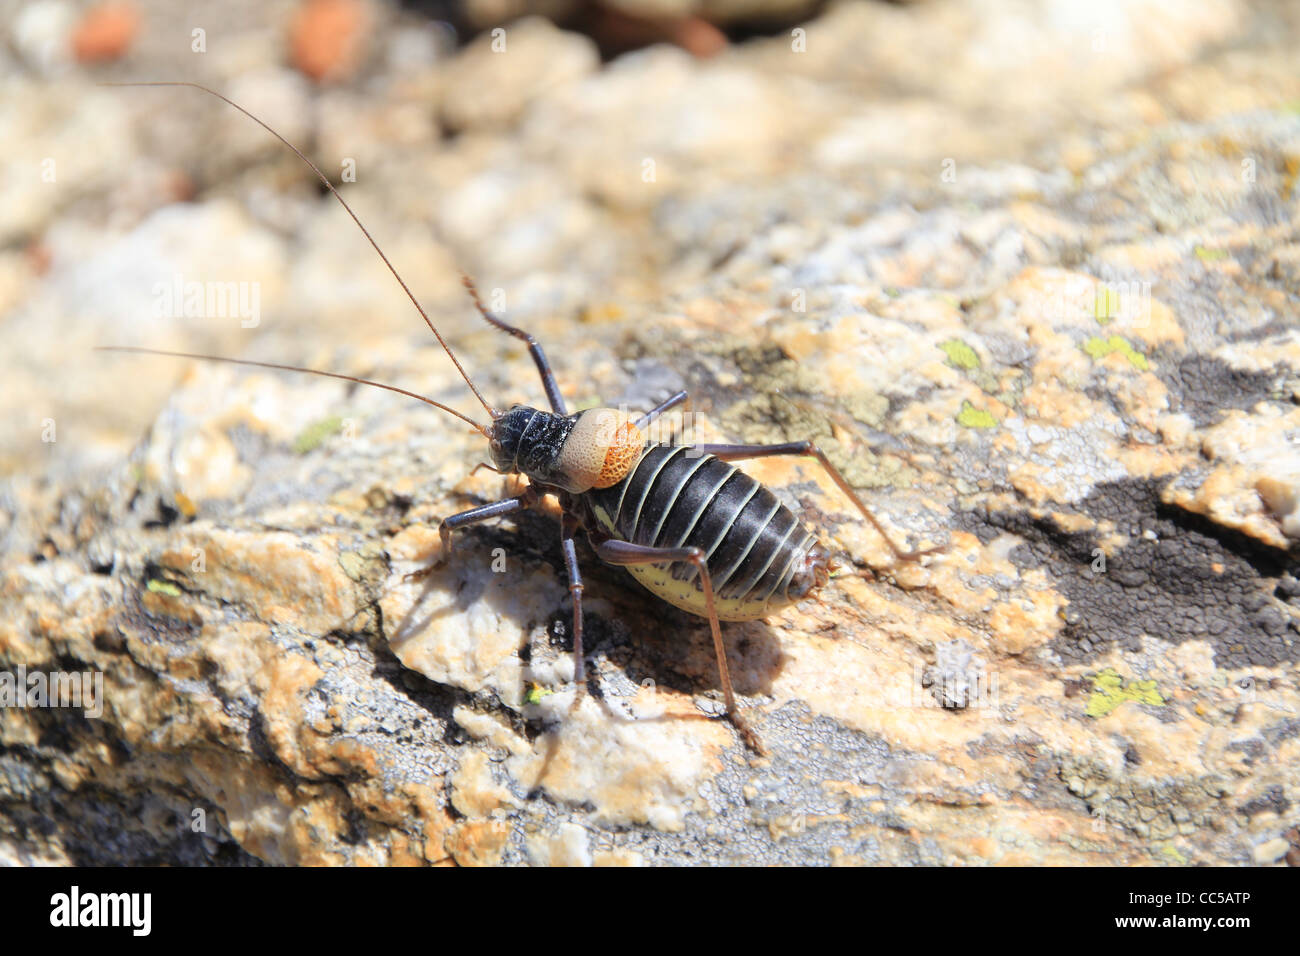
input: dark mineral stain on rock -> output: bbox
[957,478,1299,668]
[10,785,262,866]
[1239,784,1290,818]
[1157,355,1286,428]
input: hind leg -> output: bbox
[592,539,766,755]
[691,441,944,561]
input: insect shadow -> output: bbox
[387,512,788,736]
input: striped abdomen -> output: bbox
[583,445,827,621]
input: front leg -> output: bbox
[461,274,568,415]
[405,487,537,583]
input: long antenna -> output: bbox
[96,346,491,437]
[101,81,499,419]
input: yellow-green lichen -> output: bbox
[293,416,344,454]
[956,401,998,429]
[939,339,981,370]
[338,543,389,585]
[337,551,367,582]
[524,684,554,705]
[1093,286,1122,324]
[1083,335,1149,371]
[1156,843,1189,865]
[1194,245,1229,262]
[146,579,182,598]
[1085,668,1165,718]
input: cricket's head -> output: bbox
[487,405,537,475]
[488,405,643,493]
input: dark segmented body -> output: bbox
[581,445,821,621]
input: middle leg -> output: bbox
[634,389,688,430]
[559,513,586,694]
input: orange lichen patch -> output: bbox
[595,420,643,488]
[1047,509,1097,534]
[141,581,202,627]
[252,654,326,777]
[1165,464,1294,550]
[451,749,520,818]
[71,1,141,64]
[924,530,1022,620]
[1007,461,1059,505]
[288,0,372,84]
[1126,298,1185,348]
[1021,379,1111,429]
[445,820,511,867]
[1114,440,1191,481]
[159,528,360,635]
[987,575,1065,654]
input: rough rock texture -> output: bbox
[2,0,1299,865]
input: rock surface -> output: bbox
[1,0,1298,865]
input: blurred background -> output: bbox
[1,0,1297,479]
[4,0,1300,868]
